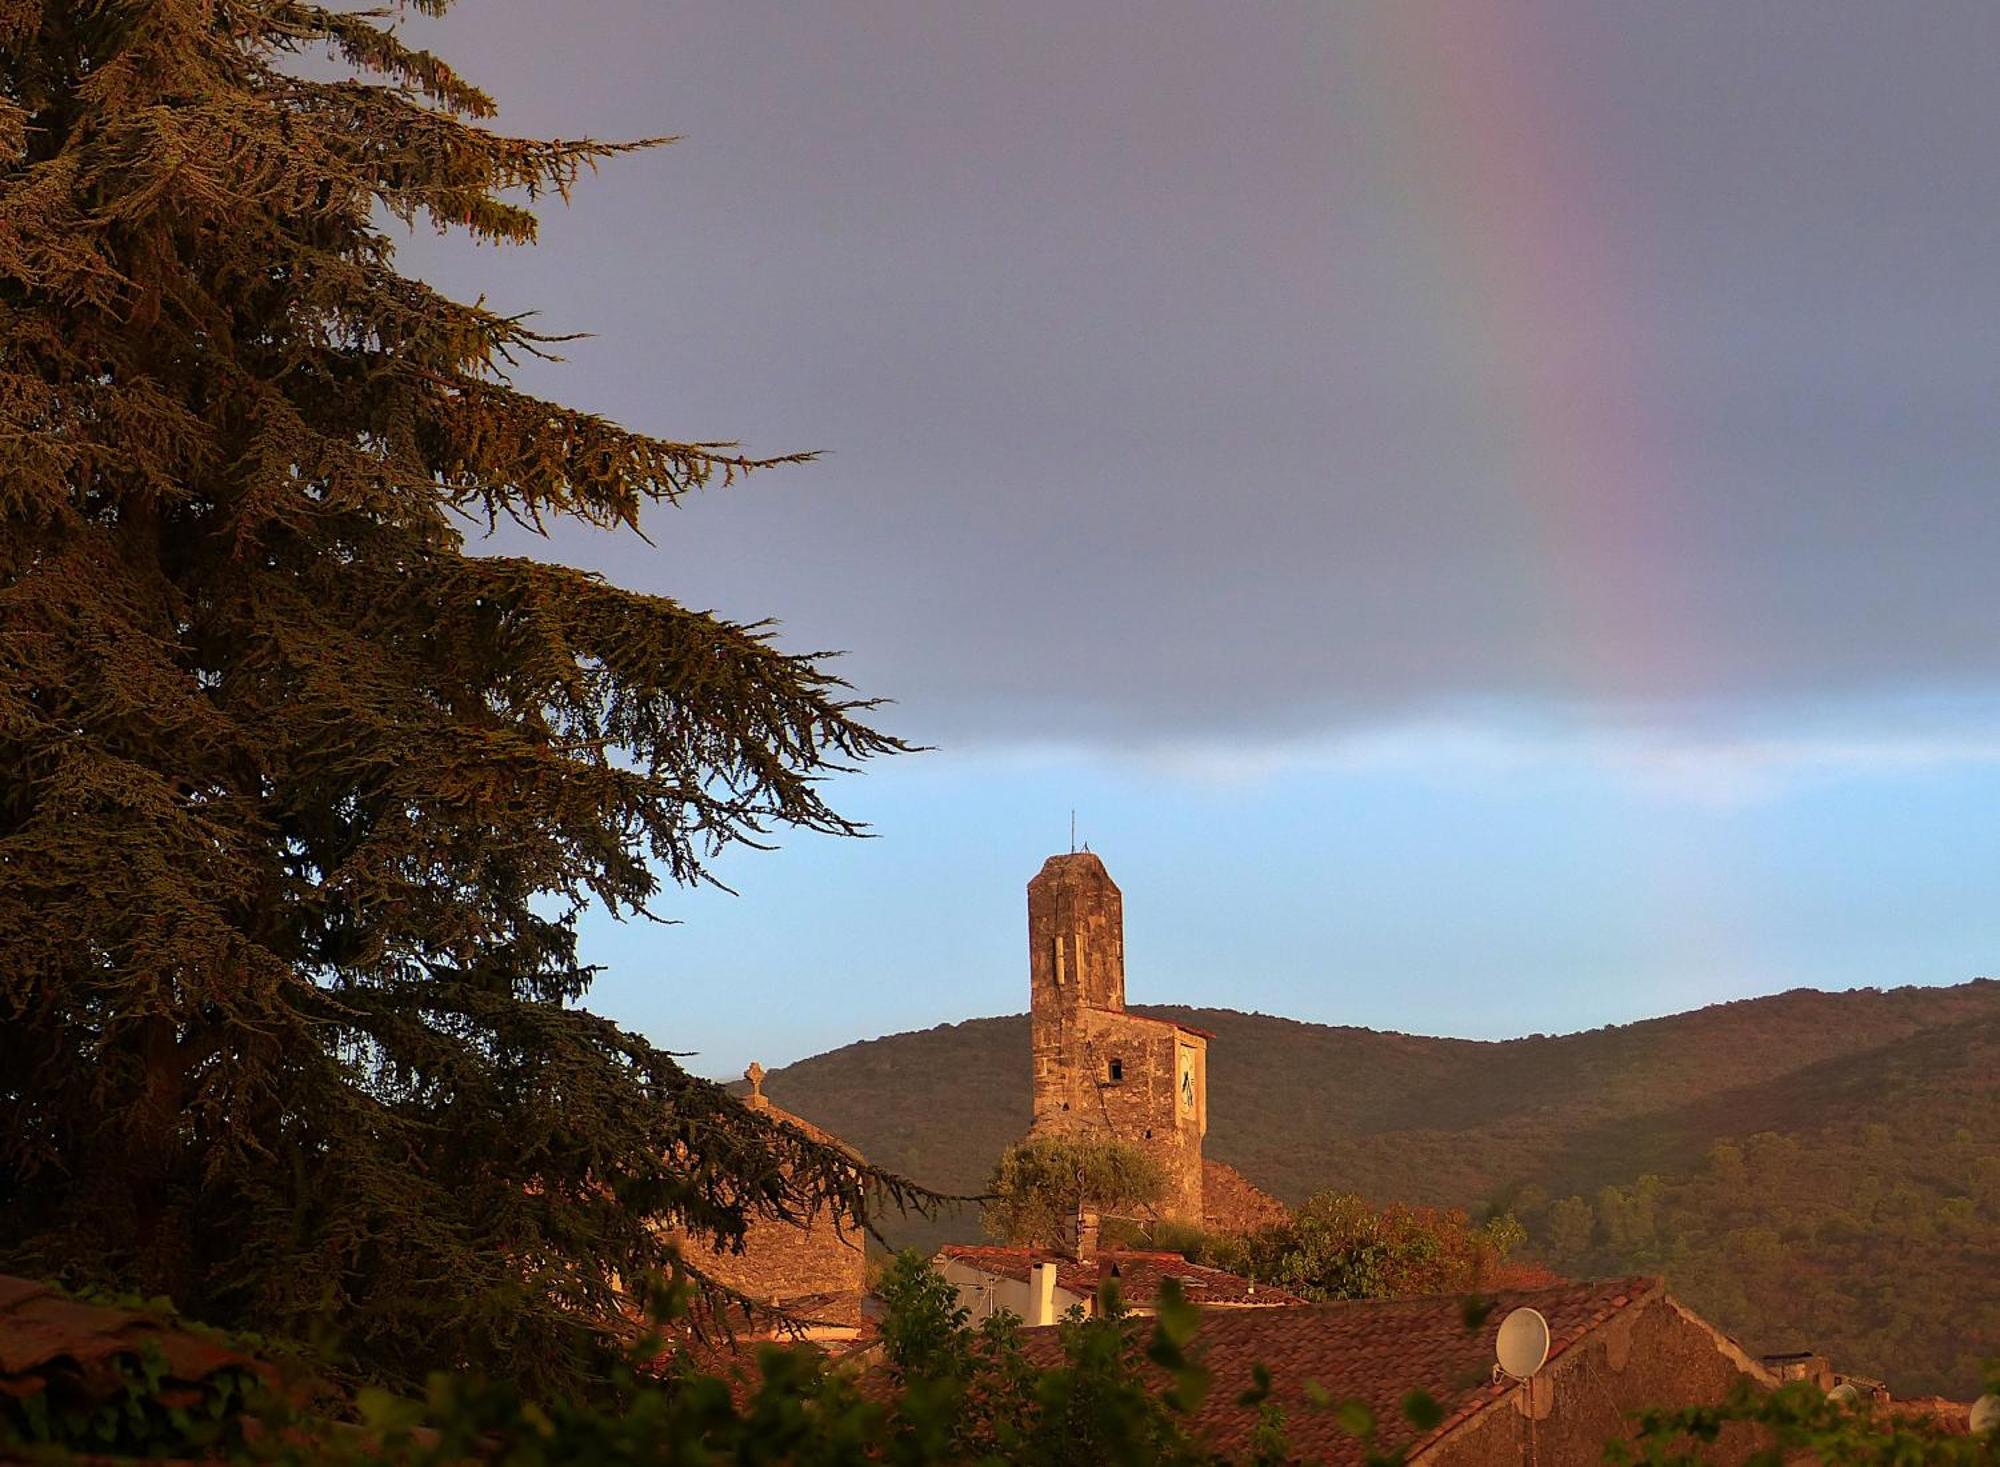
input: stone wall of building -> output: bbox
[1028,851,1125,1125]
[1072,1008,1204,1222]
[1422,1293,1775,1466]
[935,1254,1083,1326]
[683,1190,865,1315]
[1028,850,1127,1016]
[1026,852,1206,1226]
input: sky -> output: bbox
[384,2,2000,1079]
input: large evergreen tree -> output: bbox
[0,0,924,1390]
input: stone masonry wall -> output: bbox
[1029,853,1127,1127]
[1421,1293,1774,1466]
[1073,1009,1204,1223]
[684,1199,864,1313]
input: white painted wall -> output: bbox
[935,1256,1091,1326]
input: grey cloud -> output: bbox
[398,0,2000,745]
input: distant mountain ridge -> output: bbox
[757,980,1998,1395]
[759,980,1993,1210]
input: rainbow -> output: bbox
[1329,3,1689,698]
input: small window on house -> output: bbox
[1108,1058,1124,1082]
[1144,1128,1152,1139]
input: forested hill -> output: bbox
[757,979,1999,1396]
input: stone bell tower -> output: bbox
[1026,851,1207,1225]
[1029,850,1126,1072]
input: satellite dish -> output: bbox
[1495,1307,1551,1380]
[1971,1394,1999,1436]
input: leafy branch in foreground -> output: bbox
[8,1264,1988,1464]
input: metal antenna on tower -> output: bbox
[1069,810,1076,853]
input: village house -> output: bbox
[1016,1276,1789,1465]
[932,1244,1303,1325]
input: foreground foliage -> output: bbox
[1612,1376,2000,1466]
[4,1264,1990,1465]
[0,0,922,1394]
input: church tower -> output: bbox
[1026,851,1207,1225]
[1028,851,1125,1094]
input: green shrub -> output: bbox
[984,1136,1167,1249]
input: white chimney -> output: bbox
[1031,1261,1059,1327]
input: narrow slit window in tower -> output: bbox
[1108,1058,1124,1082]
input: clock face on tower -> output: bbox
[1177,1046,1196,1115]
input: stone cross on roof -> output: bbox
[744,1061,769,1110]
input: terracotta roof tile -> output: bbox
[745,1095,866,1161]
[1016,1276,1662,1463]
[0,1273,263,1405]
[0,1278,52,1315]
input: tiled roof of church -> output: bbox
[1016,1275,1666,1463]
[738,1060,865,1161]
[935,1246,1304,1309]
[759,1099,856,1154]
